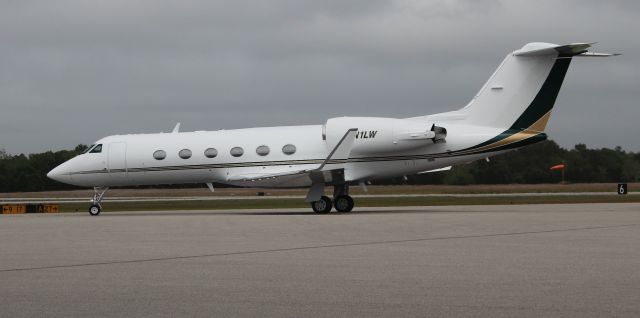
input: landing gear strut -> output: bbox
[89,187,109,216]
[309,183,355,213]
[333,183,354,212]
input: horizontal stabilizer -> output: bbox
[514,42,620,58]
[576,52,621,57]
[514,42,594,57]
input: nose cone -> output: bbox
[47,162,73,184]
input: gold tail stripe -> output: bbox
[453,111,552,156]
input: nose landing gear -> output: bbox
[89,187,109,216]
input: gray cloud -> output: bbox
[1,0,637,154]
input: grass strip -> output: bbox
[55,194,640,213]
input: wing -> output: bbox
[225,128,358,188]
[227,169,310,182]
[417,166,451,174]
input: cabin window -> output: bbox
[178,149,192,159]
[153,150,166,160]
[89,144,103,153]
[204,148,218,158]
[282,144,296,155]
[256,145,270,156]
[230,147,244,157]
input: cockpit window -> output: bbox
[83,144,96,154]
[89,144,102,153]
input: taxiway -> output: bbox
[1,203,639,317]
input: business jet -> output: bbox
[47,42,616,215]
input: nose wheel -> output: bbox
[89,204,101,216]
[89,187,109,216]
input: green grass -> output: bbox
[57,194,640,213]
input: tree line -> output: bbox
[394,141,640,185]
[0,140,638,192]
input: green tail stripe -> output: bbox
[455,56,572,154]
[509,56,572,130]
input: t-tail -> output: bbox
[451,42,618,151]
[461,42,618,131]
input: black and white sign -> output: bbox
[618,183,628,195]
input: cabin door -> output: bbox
[107,142,127,175]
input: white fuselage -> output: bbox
[50,42,607,193]
[48,117,517,188]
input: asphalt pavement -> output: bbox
[1,203,639,317]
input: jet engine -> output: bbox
[323,117,446,155]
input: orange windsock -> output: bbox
[550,164,566,171]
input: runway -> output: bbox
[1,203,639,317]
[0,192,636,204]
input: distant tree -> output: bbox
[0,146,86,192]
[74,144,88,153]
[443,165,475,185]
[0,141,637,192]
[467,140,565,184]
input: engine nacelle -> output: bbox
[324,117,446,155]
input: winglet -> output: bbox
[172,122,181,133]
[317,128,358,171]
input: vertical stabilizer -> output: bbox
[460,42,579,132]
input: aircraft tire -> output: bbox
[89,204,101,216]
[311,196,332,214]
[334,195,354,212]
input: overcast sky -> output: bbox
[1,0,638,154]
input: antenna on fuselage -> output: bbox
[172,122,181,133]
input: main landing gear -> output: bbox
[310,184,354,213]
[334,195,354,212]
[89,187,109,216]
[311,196,333,214]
